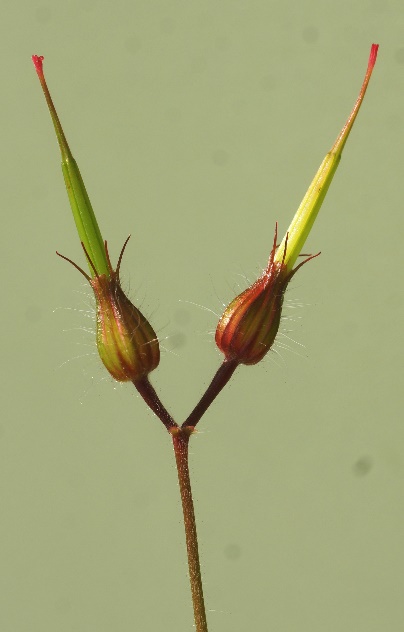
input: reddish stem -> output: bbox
[171,428,208,632]
[182,359,239,429]
[134,377,177,431]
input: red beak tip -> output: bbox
[32,54,44,76]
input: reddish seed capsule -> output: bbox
[215,224,319,366]
[57,237,160,383]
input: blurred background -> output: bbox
[1,1,403,630]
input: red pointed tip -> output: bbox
[32,55,44,77]
[368,44,379,70]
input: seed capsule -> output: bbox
[57,237,160,383]
[216,44,379,366]
[215,225,319,365]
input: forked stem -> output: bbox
[171,428,208,632]
[135,362,242,632]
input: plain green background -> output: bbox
[1,1,403,630]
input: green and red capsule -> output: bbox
[32,55,160,383]
[216,44,378,366]
[57,238,160,383]
[215,226,318,365]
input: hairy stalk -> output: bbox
[133,377,178,431]
[183,359,239,429]
[171,428,208,632]
[135,362,241,632]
